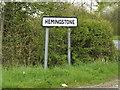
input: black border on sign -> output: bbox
[41,16,78,28]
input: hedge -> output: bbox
[2,3,117,66]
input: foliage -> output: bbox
[71,18,117,63]
[2,2,117,66]
[112,36,120,40]
[2,61,118,88]
[0,65,1,88]
[95,2,119,35]
[2,2,47,65]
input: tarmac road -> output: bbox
[78,78,119,88]
[113,40,120,50]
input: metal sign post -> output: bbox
[68,28,71,65]
[44,28,49,69]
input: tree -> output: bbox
[2,2,75,65]
[95,1,119,35]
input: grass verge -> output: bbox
[2,61,118,88]
[112,36,120,40]
[0,65,2,89]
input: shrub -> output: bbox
[71,19,117,63]
[2,2,117,66]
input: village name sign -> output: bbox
[42,17,78,69]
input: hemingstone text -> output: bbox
[42,17,77,27]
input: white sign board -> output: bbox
[42,17,78,27]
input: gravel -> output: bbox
[78,78,119,88]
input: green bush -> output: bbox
[2,2,117,66]
[71,19,117,63]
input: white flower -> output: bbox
[23,71,25,74]
[61,84,68,87]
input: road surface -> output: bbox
[78,78,119,88]
[113,40,120,50]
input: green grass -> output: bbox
[2,61,118,88]
[0,65,2,89]
[112,36,120,40]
